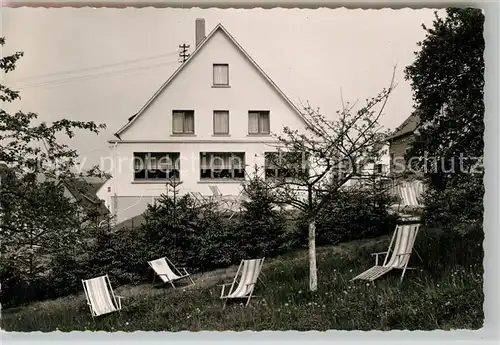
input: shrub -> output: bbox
[422,175,483,234]
[49,248,90,298]
[85,227,147,285]
[237,175,289,258]
[139,193,203,271]
[300,183,398,246]
[197,206,239,269]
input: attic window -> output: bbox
[213,64,229,86]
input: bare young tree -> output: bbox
[262,70,397,291]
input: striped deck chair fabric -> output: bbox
[82,275,123,317]
[398,181,424,207]
[148,257,195,288]
[352,224,421,282]
[208,185,223,198]
[220,258,265,308]
[190,191,206,205]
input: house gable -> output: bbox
[114,24,309,141]
[387,112,420,142]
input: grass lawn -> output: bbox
[1,226,483,331]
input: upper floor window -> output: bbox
[248,110,270,135]
[213,110,229,135]
[172,110,194,134]
[213,64,229,86]
[134,152,180,180]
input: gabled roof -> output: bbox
[386,112,420,141]
[114,23,310,138]
[112,214,145,232]
[61,177,105,203]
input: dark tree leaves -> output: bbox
[404,9,485,190]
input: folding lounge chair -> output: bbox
[82,274,123,317]
[148,257,195,288]
[208,185,223,199]
[220,258,266,309]
[352,224,422,282]
[398,181,424,207]
[190,191,207,205]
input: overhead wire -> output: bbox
[16,60,180,90]
[11,51,180,83]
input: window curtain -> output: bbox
[259,112,270,133]
[134,154,145,170]
[184,113,194,133]
[214,111,229,134]
[173,112,184,133]
[248,112,259,133]
[211,153,230,170]
[213,64,228,85]
[230,153,241,169]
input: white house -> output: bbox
[98,19,310,224]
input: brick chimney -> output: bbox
[195,18,206,48]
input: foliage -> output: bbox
[421,174,483,234]
[258,69,397,291]
[1,226,483,331]
[404,9,485,190]
[312,182,398,245]
[140,193,202,270]
[0,37,109,308]
[0,37,106,179]
[85,227,147,285]
[238,172,289,258]
[1,171,82,279]
[196,205,239,270]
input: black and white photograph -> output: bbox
[1,4,486,332]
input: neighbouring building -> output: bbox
[98,19,310,224]
[386,112,420,175]
[59,177,110,227]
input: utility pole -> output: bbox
[178,43,190,63]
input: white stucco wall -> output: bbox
[106,27,308,224]
[118,29,306,142]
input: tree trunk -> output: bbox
[308,220,318,291]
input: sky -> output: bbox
[2,7,445,169]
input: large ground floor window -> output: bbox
[200,152,246,180]
[133,152,180,180]
[264,151,308,179]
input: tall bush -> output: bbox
[140,192,203,270]
[237,174,289,258]
[300,181,398,246]
[421,174,483,234]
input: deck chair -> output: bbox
[191,191,207,205]
[208,185,223,199]
[352,224,422,283]
[148,257,195,288]
[220,258,265,309]
[398,181,424,207]
[82,275,123,317]
[227,190,246,220]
